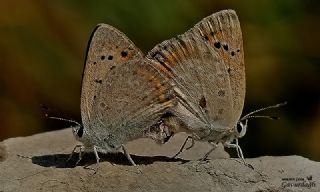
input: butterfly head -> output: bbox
[71,124,93,147]
[71,125,94,148]
[210,119,247,145]
[72,125,84,141]
[72,124,121,153]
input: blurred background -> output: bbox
[0,0,319,161]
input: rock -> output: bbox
[0,128,319,192]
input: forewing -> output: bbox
[81,24,143,130]
[189,9,245,124]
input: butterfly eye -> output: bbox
[236,120,248,138]
[236,123,242,134]
[77,126,84,138]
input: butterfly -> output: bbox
[69,24,175,165]
[146,9,248,159]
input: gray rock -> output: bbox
[0,128,319,192]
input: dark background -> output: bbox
[1,0,319,160]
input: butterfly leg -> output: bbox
[224,140,254,169]
[93,146,100,164]
[79,146,100,174]
[200,142,218,161]
[67,144,83,163]
[121,145,136,166]
[224,139,244,159]
[75,145,86,165]
[171,135,194,159]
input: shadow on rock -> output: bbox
[32,152,189,168]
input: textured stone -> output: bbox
[0,128,319,192]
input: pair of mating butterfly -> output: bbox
[62,10,283,166]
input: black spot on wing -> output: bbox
[95,79,102,84]
[223,44,229,51]
[199,96,207,108]
[121,51,128,57]
[214,42,221,49]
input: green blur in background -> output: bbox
[0,0,319,160]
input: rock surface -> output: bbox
[0,128,319,192]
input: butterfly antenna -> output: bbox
[41,105,81,126]
[46,115,81,127]
[240,102,287,121]
[242,115,279,120]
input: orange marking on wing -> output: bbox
[137,68,169,103]
[158,94,169,103]
[152,62,173,77]
[206,33,214,43]
[163,53,175,66]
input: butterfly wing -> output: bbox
[147,10,245,138]
[91,59,175,148]
[81,24,143,131]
